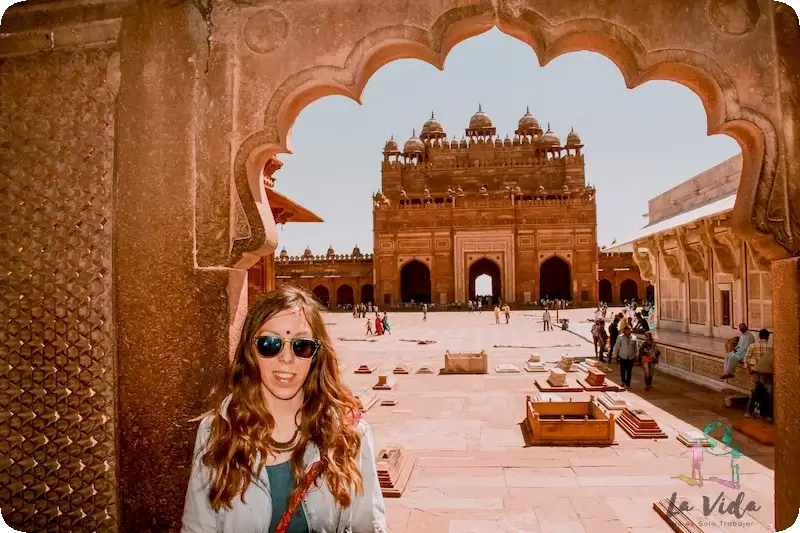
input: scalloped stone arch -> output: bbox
[230,6,784,267]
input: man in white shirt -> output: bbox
[721,323,756,379]
[612,326,637,390]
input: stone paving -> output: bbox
[330,309,776,533]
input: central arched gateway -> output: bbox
[468,258,501,305]
[539,257,571,301]
[599,278,612,304]
[400,260,431,303]
[312,285,330,307]
[336,284,354,307]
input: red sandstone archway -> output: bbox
[620,279,639,302]
[400,260,431,303]
[360,284,374,305]
[336,284,354,307]
[540,257,571,301]
[230,11,792,271]
[468,258,501,305]
[312,285,330,307]
[599,278,612,304]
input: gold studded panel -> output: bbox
[0,49,118,532]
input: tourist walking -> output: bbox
[477,300,482,314]
[375,313,384,335]
[542,308,552,331]
[180,285,387,532]
[608,315,620,358]
[743,329,774,420]
[493,305,500,324]
[468,300,474,314]
[365,318,374,335]
[502,303,511,324]
[422,303,428,321]
[612,326,637,390]
[638,332,660,390]
[382,312,391,335]
[720,323,755,379]
[591,320,608,362]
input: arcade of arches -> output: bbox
[2,1,800,532]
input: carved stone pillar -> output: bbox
[773,257,800,530]
[115,2,229,530]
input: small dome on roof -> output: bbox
[450,136,459,149]
[383,135,399,153]
[327,245,335,256]
[566,128,582,146]
[403,129,424,153]
[279,247,288,259]
[469,103,493,129]
[352,245,361,257]
[517,106,542,132]
[540,123,561,147]
[421,111,444,136]
[303,246,313,258]
[504,135,512,147]
[459,136,468,148]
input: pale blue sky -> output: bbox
[272,28,740,256]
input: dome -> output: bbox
[450,137,459,149]
[494,137,503,147]
[352,245,361,257]
[403,129,424,153]
[468,103,493,129]
[566,128,582,146]
[383,135,399,153]
[503,135,512,147]
[327,245,335,256]
[540,124,561,147]
[517,106,542,132]
[303,246,313,258]
[459,136,468,148]
[421,111,444,136]
[279,247,288,259]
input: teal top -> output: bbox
[267,461,309,533]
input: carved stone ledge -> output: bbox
[0,19,122,57]
[676,227,708,279]
[632,240,656,283]
[704,220,741,279]
[657,237,683,279]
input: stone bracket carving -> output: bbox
[656,236,683,279]
[632,240,656,283]
[704,220,741,279]
[676,227,708,279]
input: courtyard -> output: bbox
[330,308,775,533]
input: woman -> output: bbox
[381,312,391,335]
[591,320,608,362]
[374,312,384,336]
[639,332,661,390]
[181,286,386,533]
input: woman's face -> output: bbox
[252,308,315,403]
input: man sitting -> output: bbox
[720,323,755,380]
[743,329,774,421]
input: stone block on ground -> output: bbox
[586,368,606,386]
[676,430,712,447]
[523,394,615,446]
[547,368,567,386]
[355,389,379,412]
[392,364,410,374]
[495,363,521,373]
[524,361,548,372]
[733,418,775,446]
[375,445,416,497]
[528,353,542,363]
[354,364,377,374]
[380,398,398,406]
[415,365,434,374]
[373,375,397,390]
[616,408,668,439]
[597,392,631,410]
[441,350,488,374]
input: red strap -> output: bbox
[273,410,362,533]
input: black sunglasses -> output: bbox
[252,335,320,359]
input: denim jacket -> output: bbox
[180,397,387,533]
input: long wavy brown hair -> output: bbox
[201,285,364,511]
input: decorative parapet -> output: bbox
[656,236,683,279]
[276,253,374,263]
[0,1,128,57]
[676,227,709,280]
[631,240,657,283]
[374,196,593,211]
[381,153,584,170]
[703,219,741,279]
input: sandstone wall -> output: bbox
[0,48,119,532]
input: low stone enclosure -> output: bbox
[523,395,616,446]
[441,350,489,374]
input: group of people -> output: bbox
[493,303,512,324]
[589,308,660,390]
[365,312,391,335]
[722,323,774,420]
[351,302,376,318]
[467,299,483,313]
